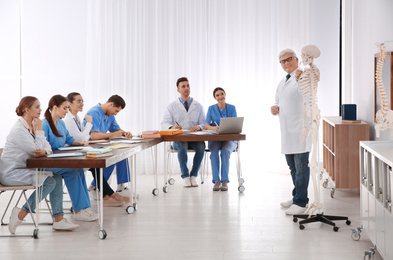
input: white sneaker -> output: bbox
[88,188,100,201]
[116,186,132,198]
[8,207,23,234]
[190,176,199,187]
[74,208,99,222]
[280,199,293,208]
[285,204,307,215]
[53,218,79,231]
[184,177,192,187]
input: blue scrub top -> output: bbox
[42,119,75,150]
[205,103,237,126]
[84,103,121,135]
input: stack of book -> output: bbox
[86,148,113,158]
[158,129,183,135]
[141,130,161,139]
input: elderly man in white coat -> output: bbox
[271,49,311,215]
[161,77,206,187]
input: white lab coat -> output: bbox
[0,118,53,186]
[274,72,311,154]
[63,112,92,142]
[161,98,205,130]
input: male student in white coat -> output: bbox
[161,77,206,187]
[271,48,311,215]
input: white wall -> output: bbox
[352,0,393,140]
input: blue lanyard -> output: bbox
[27,129,35,140]
[217,104,228,118]
[73,118,82,132]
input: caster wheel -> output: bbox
[98,230,107,240]
[322,179,328,188]
[163,186,169,193]
[152,188,159,196]
[239,178,245,184]
[331,188,335,198]
[33,229,39,239]
[133,203,138,211]
[126,206,135,214]
[351,232,361,241]
[346,220,351,225]
[299,224,305,230]
[238,185,245,193]
[293,217,298,223]
[168,178,175,185]
[333,226,339,232]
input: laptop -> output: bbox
[217,117,244,134]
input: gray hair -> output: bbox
[279,48,296,60]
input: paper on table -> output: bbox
[47,152,84,158]
[88,139,108,144]
[58,146,93,151]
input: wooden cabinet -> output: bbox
[322,116,369,189]
[360,141,393,260]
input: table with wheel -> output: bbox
[26,138,161,239]
[160,133,246,193]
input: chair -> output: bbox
[0,148,51,238]
[200,142,245,192]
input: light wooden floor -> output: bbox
[0,171,383,260]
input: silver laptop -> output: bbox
[217,117,244,134]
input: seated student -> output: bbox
[64,92,128,207]
[161,77,206,187]
[84,95,133,197]
[204,88,237,191]
[42,94,98,222]
[0,96,79,233]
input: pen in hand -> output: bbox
[175,121,180,126]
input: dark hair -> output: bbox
[67,92,81,103]
[176,77,189,87]
[213,87,225,98]
[107,95,126,109]
[16,96,38,117]
[44,95,67,137]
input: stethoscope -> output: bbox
[73,117,82,132]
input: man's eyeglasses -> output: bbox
[74,100,84,104]
[279,56,295,64]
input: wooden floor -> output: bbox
[0,171,383,260]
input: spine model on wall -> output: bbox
[375,42,393,137]
[298,45,322,216]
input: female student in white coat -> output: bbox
[63,92,128,207]
[42,94,98,221]
[0,96,79,233]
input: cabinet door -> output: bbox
[385,211,393,260]
[368,192,376,243]
[361,186,369,231]
[376,203,385,256]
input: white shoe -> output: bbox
[53,218,79,231]
[116,186,132,198]
[8,207,23,234]
[184,177,192,187]
[285,204,307,215]
[74,208,99,222]
[280,199,293,208]
[190,176,199,187]
[88,188,100,201]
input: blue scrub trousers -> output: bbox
[48,167,90,212]
[90,159,130,188]
[174,141,205,179]
[209,141,235,183]
[285,152,310,207]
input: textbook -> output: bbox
[86,152,113,158]
[86,148,112,155]
[47,152,84,158]
[142,130,159,135]
[158,129,183,135]
[142,133,161,139]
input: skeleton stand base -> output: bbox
[293,212,351,232]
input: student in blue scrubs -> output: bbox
[205,88,237,191]
[42,95,98,222]
[84,95,133,196]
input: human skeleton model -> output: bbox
[374,42,393,137]
[298,45,322,216]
